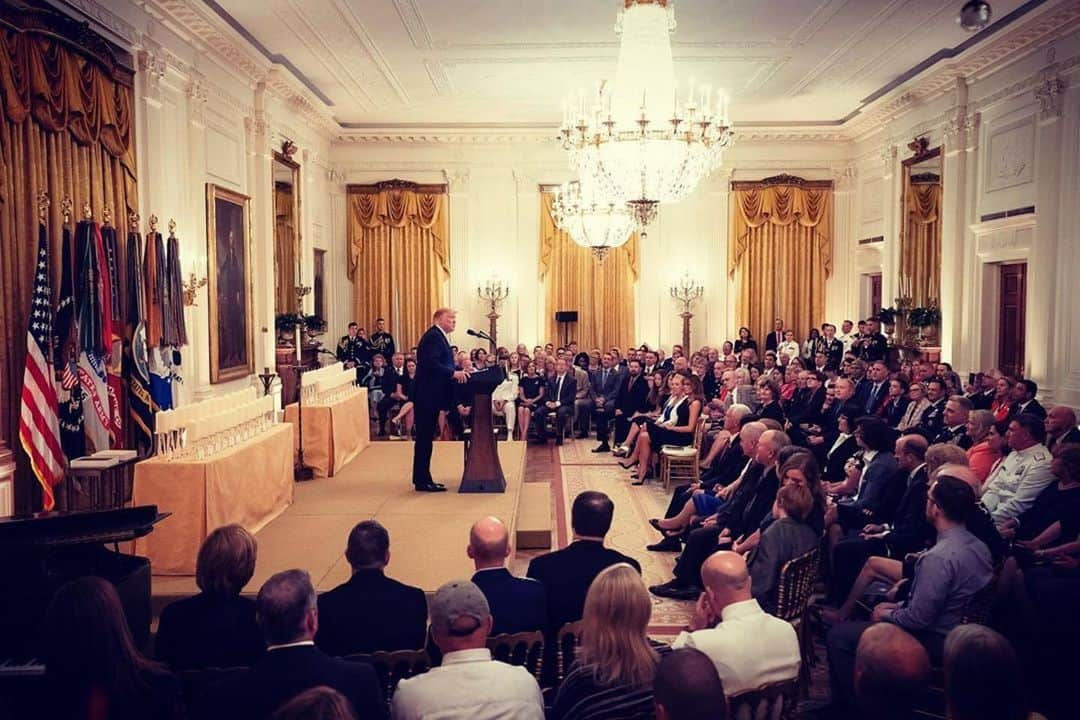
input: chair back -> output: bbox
[344,648,431,704]
[692,416,708,449]
[774,548,820,622]
[487,630,544,681]
[960,575,998,626]
[727,678,799,720]
[555,620,584,683]
[180,666,252,720]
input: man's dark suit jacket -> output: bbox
[1013,399,1047,419]
[589,367,622,405]
[615,374,650,415]
[970,389,995,411]
[544,373,577,408]
[885,466,933,557]
[820,435,859,483]
[526,540,641,632]
[221,644,386,720]
[155,592,264,671]
[413,324,455,410]
[1049,426,1080,452]
[862,382,889,416]
[836,451,900,528]
[702,436,746,488]
[315,569,427,656]
[765,330,783,353]
[471,568,547,635]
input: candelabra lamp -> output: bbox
[477,276,510,351]
[670,272,704,352]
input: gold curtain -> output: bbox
[0,22,138,512]
[274,182,296,314]
[539,192,638,350]
[346,186,449,349]
[729,182,832,343]
[901,181,941,307]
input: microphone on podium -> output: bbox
[466,328,492,341]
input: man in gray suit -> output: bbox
[590,352,623,453]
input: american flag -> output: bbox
[19,224,65,511]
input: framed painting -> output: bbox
[206,184,254,383]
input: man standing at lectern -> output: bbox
[412,308,469,492]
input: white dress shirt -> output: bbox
[391,648,544,720]
[672,598,800,696]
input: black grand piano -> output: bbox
[0,505,166,695]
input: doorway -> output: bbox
[869,273,882,317]
[997,262,1026,377]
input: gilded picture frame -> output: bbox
[206,183,254,383]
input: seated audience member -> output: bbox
[897,381,932,432]
[918,378,949,439]
[965,411,1004,484]
[991,375,1015,422]
[934,395,974,449]
[491,369,519,437]
[944,625,1030,720]
[516,360,545,441]
[826,476,993,712]
[878,376,910,428]
[828,417,900,533]
[448,356,476,438]
[1002,443,1080,545]
[828,434,931,605]
[361,353,387,407]
[697,403,753,477]
[156,524,264,670]
[41,577,183,720]
[227,570,385,720]
[1010,379,1046,419]
[753,380,785,423]
[816,404,861,483]
[1045,404,1080,451]
[527,491,641,633]
[270,687,358,720]
[589,352,622,452]
[980,413,1055,524]
[391,581,544,720]
[387,358,417,439]
[549,564,662,720]
[467,516,546,635]
[316,521,427,656]
[572,353,593,439]
[860,361,890,416]
[747,482,819,614]
[376,352,407,435]
[653,648,727,720]
[672,552,800,696]
[533,357,577,445]
[611,359,650,447]
[623,371,703,485]
[854,624,930,720]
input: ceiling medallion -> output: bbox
[558,0,733,236]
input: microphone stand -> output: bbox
[294,364,314,481]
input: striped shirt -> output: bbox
[548,646,671,720]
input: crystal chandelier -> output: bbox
[552,178,635,262]
[559,0,734,234]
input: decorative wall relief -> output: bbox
[985,117,1035,192]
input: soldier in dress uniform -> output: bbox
[370,317,396,362]
[980,413,1055,524]
[337,322,374,383]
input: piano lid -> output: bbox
[0,505,167,548]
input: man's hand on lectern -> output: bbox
[453,370,469,383]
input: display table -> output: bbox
[283,388,370,477]
[132,423,294,575]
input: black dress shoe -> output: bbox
[555,436,564,446]
[649,581,702,600]
[647,537,682,552]
[415,483,447,492]
[592,443,611,453]
[575,431,588,439]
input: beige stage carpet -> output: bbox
[152,441,527,602]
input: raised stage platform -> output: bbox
[151,440,535,611]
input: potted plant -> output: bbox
[908,306,942,346]
[877,307,898,327]
[304,314,327,338]
[274,313,304,345]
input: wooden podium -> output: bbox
[460,368,506,493]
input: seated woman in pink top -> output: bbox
[966,411,1007,485]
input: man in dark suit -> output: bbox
[613,359,650,446]
[765,318,785,353]
[832,418,900,532]
[830,434,931,603]
[315,521,428,656]
[1011,379,1047,419]
[862,361,891,416]
[412,308,470,491]
[533,357,576,445]
[918,378,948,440]
[527,491,641,633]
[468,516,546,635]
[589,352,623,453]
[1046,405,1080,451]
[222,569,387,720]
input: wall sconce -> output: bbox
[183,273,208,307]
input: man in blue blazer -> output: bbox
[468,516,546,635]
[411,308,470,491]
[589,352,623,453]
[834,417,900,531]
[533,357,577,445]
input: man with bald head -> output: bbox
[672,551,800,696]
[1046,404,1080,451]
[467,516,546,635]
[854,624,930,720]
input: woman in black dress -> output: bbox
[755,380,786,424]
[516,360,545,441]
[734,326,758,355]
[389,357,417,438]
[614,370,670,457]
[623,371,702,484]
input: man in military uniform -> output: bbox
[370,317,396,362]
[981,413,1055,524]
[337,322,374,383]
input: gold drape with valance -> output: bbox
[346,185,449,349]
[728,182,832,343]
[901,182,941,307]
[0,13,138,513]
[274,182,296,314]
[539,192,638,350]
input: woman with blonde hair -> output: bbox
[549,564,663,720]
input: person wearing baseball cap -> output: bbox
[390,580,544,719]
